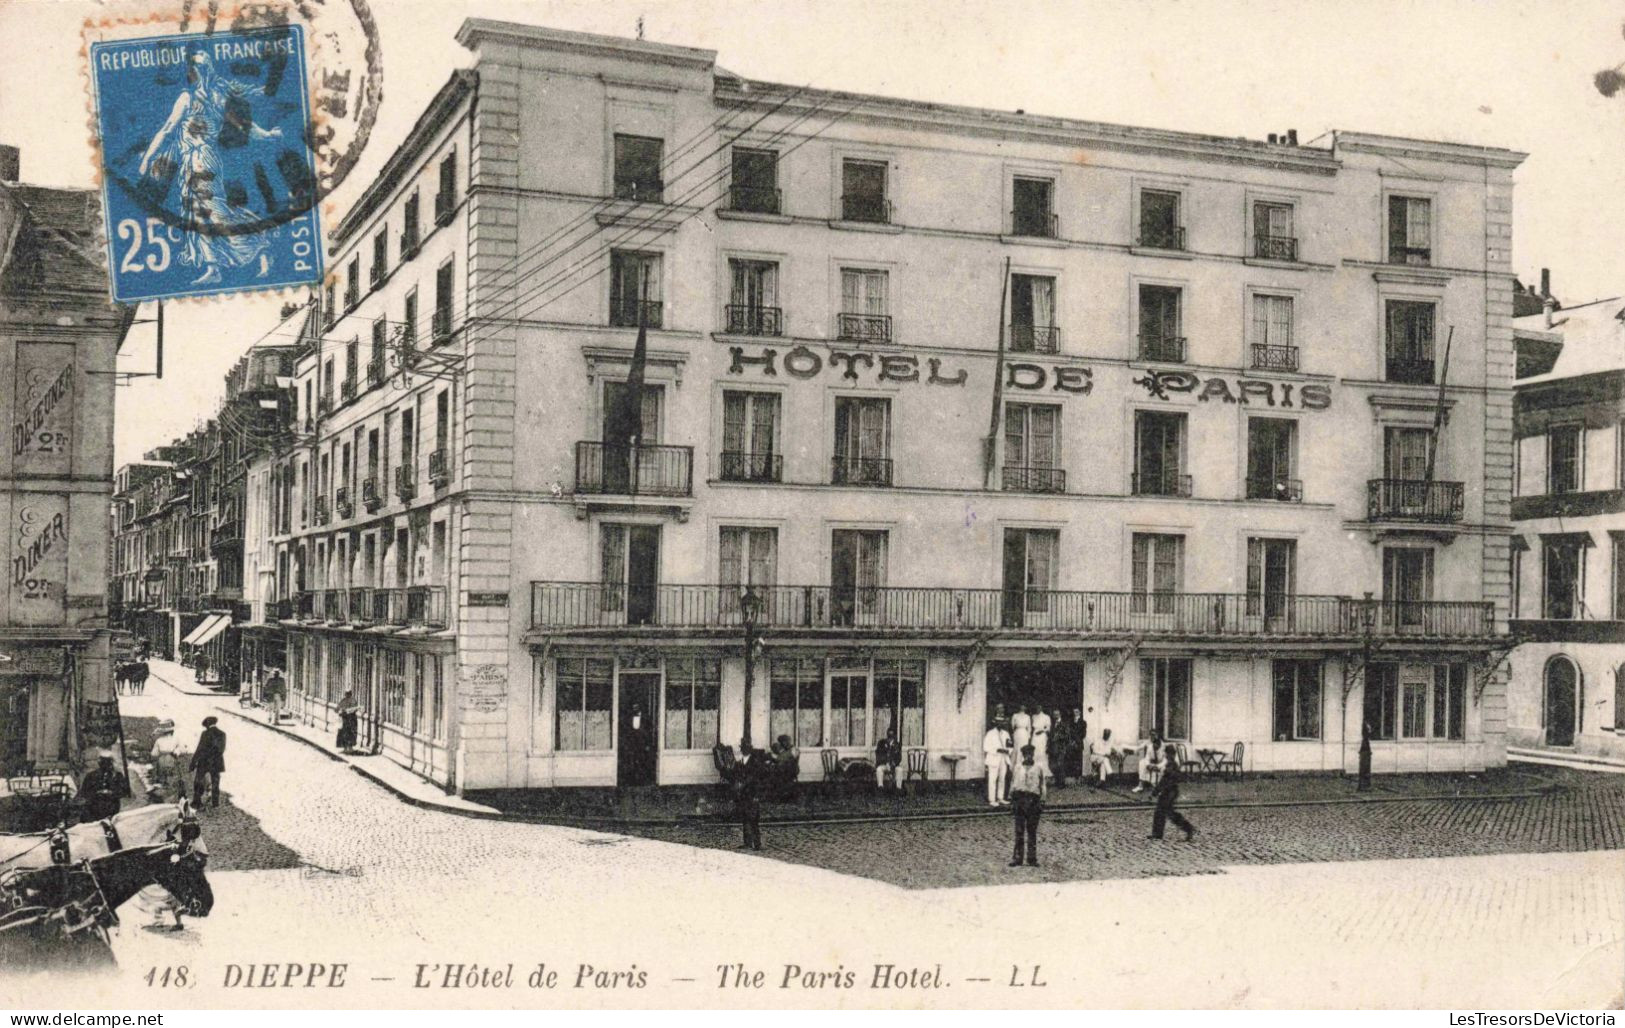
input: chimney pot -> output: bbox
[1540,267,1550,297]
[1286,129,1298,145]
[0,144,18,183]
[1267,133,1278,144]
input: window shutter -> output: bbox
[718,528,742,588]
[841,269,860,314]
[1004,405,1026,467]
[1272,296,1293,346]
[1247,539,1263,597]
[834,400,853,461]
[1030,406,1056,467]
[1131,535,1148,595]
[1027,532,1055,592]
[1407,198,1430,248]
[1252,295,1269,346]
[748,528,776,587]
[866,271,887,316]
[859,399,886,459]
[751,394,777,456]
[639,387,660,443]
[1253,202,1269,240]
[723,393,746,454]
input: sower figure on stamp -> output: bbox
[1008,743,1050,868]
[190,716,226,810]
[1148,743,1196,842]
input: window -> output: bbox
[1253,201,1296,261]
[726,259,780,336]
[838,268,890,343]
[1247,538,1297,620]
[1133,410,1188,496]
[718,527,777,607]
[873,658,925,747]
[381,648,407,728]
[410,655,425,733]
[1002,528,1058,620]
[1511,545,1523,619]
[344,339,358,395]
[1247,419,1299,500]
[609,251,662,328]
[729,148,779,214]
[1548,426,1580,495]
[599,523,660,620]
[323,281,336,328]
[371,230,387,287]
[833,397,891,485]
[828,667,868,747]
[1614,533,1624,619]
[1385,299,1436,384]
[1365,663,1398,740]
[1138,189,1183,250]
[831,529,887,623]
[663,657,720,750]
[721,391,780,482]
[1011,177,1055,237]
[1401,674,1429,739]
[1272,660,1322,740]
[434,259,454,341]
[402,289,418,356]
[1543,537,1585,619]
[1003,403,1061,492]
[555,657,613,750]
[1139,657,1192,739]
[840,158,888,223]
[613,133,664,202]
[430,657,445,741]
[321,359,334,408]
[770,657,824,748]
[1010,274,1058,353]
[435,151,457,225]
[1433,665,1466,741]
[1384,426,1432,482]
[1131,533,1183,615]
[1250,293,1296,370]
[1383,547,1434,629]
[1137,284,1184,361]
[1387,195,1432,265]
[435,391,450,454]
[345,257,360,311]
[401,191,420,255]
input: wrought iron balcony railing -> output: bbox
[1385,356,1435,385]
[1002,465,1066,493]
[432,308,452,343]
[294,590,315,619]
[529,582,1495,638]
[361,477,383,512]
[831,456,893,487]
[434,190,454,227]
[720,451,783,483]
[1250,343,1299,372]
[348,587,373,623]
[1254,234,1298,262]
[428,449,449,486]
[840,194,892,224]
[1010,209,1059,238]
[836,313,892,344]
[1010,324,1060,354]
[313,495,330,525]
[404,585,447,627]
[724,304,783,337]
[1246,476,1303,502]
[1367,479,1465,523]
[340,379,357,402]
[1137,224,1186,251]
[367,356,386,388]
[334,486,354,520]
[609,298,663,329]
[727,184,782,215]
[395,464,417,503]
[574,441,694,497]
[1133,470,1193,497]
[1138,334,1187,363]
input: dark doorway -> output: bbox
[2,683,29,773]
[1544,657,1578,748]
[617,671,659,786]
[626,526,660,625]
[985,661,1084,725]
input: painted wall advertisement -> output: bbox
[12,341,75,477]
[9,492,69,625]
[458,662,506,713]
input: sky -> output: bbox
[1,0,1622,465]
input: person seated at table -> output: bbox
[874,727,903,790]
[1088,728,1117,785]
[766,735,800,799]
[1132,730,1165,793]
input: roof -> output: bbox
[1513,296,1625,385]
[0,182,114,297]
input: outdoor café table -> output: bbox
[1195,749,1226,775]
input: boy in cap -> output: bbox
[1007,742,1051,868]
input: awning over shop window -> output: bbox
[193,616,232,647]
[182,614,225,646]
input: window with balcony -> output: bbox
[344,339,358,399]
[729,147,780,214]
[1383,547,1434,629]
[1138,188,1184,250]
[1548,425,1580,495]
[1383,425,1431,485]
[721,391,780,482]
[434,258,454,342]
[1542,537,1585,619]
[1247,418,1299,501]
[1250,293,1296,371]
[371,230,388,288]
[402,289,418,361]
[1133,410,1188,496]
[600,523,661,624]
[345,257,360,311]
[613,133,664,202]
[1137,284,1185,362]
[609,250,662,328]
[726,259,781,336]
[369,319,386,386]
[435,151,457,226]
[1011,177,1056,238]
[838,268,890,343]
[833,396,891,485]
[1003,403,1062,493]
[431,390,450,486]
[321,359,334,413]
[1247,537,1296,623]
[401,191,420,257]
[662,657,721,751]
[1272,660,1322,741]
[1139,657,1192,739]
[719,527,777,611]
[1002,528,1058,625]
[1131,533,1183,615]
[831,529,887,624]
[1010,274,1058,353]
[1387,195,1432,265]
[555,657,613,751]
[1253,200,1297,261]
[323,281,336,329]
[1385,300,1436,383]
[840,158,889,223]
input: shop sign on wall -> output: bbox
[727,346,1094,394]
[10,494,69,625]
[458,662,506,713]
[12,342,75,476]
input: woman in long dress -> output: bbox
[336,689,359,753]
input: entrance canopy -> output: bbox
[182,614,226,646]
[193,615,232,647]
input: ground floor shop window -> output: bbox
[827,662,869,747]
[1139,657,1191,740]
[770,658,824,747]
[769,655,924,749]
[381,649,407,728]
[664,657,720,750]
[1365,663,1398,739]
[1432,665,1466,741]
[872,658,925,746]
[1367,662,1465,740]
[411,656,426,734]
[1271,660,1322,740]
[326,640,346,702]
[430,657,446,741]
[1401,676,1429,738]
[556,657,613,751]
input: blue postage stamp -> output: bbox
[89,26,323,303]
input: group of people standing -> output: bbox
[981,703,1086,805]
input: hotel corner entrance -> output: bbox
[986,660,1084,724]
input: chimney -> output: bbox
[1286,129,1298,146]
[0,145,18,183]
[1540,267,1551,298]
[1267,133,1279,144]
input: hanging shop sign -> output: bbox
[1131,368,1332,410]
[727,346,1093,394]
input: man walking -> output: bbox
[189,716,226,810]
[1148,742,1196,842]
[1008,744,1049,867]
[982,715,1011,807]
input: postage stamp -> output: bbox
[88,24,324,303]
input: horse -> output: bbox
[113,661,150,695]
[0,802,195,871]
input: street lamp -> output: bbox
[1358,590,1375,792]
[739,585,763,754]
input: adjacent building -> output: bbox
[261,20,1523,794]
[1509,297,1625,763]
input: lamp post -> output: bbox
[739,586,763,754]
[1358,590,1375,792]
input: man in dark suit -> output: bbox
[734,739,764,851]
[1148,743,1196,842]
[189,716,226,809]
[77,750,126,821]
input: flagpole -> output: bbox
[984,257,1012,490]
[1424,325,1453,483]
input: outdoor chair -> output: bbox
[1173,742,1201,778]
[1215,741,1244,780]
[904,747,928,793]
[820,747,842,785]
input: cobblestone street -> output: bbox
[10,673,1618,1010]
